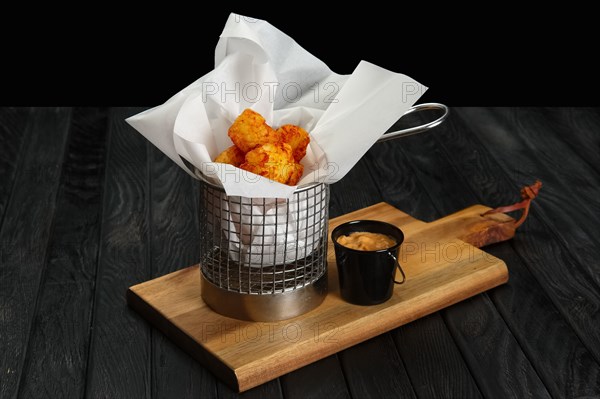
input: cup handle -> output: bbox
[388,252,406,284]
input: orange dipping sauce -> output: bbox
[336,231,397,251]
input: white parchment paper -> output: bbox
[126,13,426,266]
[126,12,426,199]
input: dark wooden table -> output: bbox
[1,107,599,398]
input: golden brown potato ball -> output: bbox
[240,143,303,185]
[214,145,246,167]
[276,124,310,162]
[228,109,280,153]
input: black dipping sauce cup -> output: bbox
[332,220,406,305]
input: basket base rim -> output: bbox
[200,270,328,321]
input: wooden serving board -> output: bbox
[127,202,510,392]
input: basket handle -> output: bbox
[377,103,449,143]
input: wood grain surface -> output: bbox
[2,107,600,398]
[0,107,30,224]
[148,140,219,397]
[426,108,600,397]
[386,117,552,398]
[363,119,551,398]
[18,108,108,398]
[127,202,509,392]
[84,107,152,398]
[0,108,71,398]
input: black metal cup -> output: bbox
[332,220,406,305]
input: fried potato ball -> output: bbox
[228,109,280,153]
[240,143,303,185]
[277,124,310,162]
[214,145,246,167]
[287,162,304,186]
[214,109,309,185]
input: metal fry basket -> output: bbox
[195,102,449,322]
[197,174,329,321]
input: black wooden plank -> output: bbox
[148,144,219,397]
[392,314,483,399]
[329,155,384,218]
[17,108,108,398]
[217,379,283,399]
[84,107,152,398]
[0,107,29,224]
[338,334,417,399]
[457,107,600,287]
[422,109,600,397]
[489,107,600,187]
[452,108,600,363]
[18,282,94,396]
[280,355,351,399]
[149,145,201,279]
[359,139,488,397]
[363,119,549,398]
[488,107,600,247]
[484,242,600,398]
[8,105,597,398]
[0,108,71,398]
[444,295,551,399]
[542,107,600,177]
[373,122,461,221]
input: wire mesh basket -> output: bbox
[197,174,329,321]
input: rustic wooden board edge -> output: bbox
[127,261,508,392]
[126,202,511,392]
[126,287,239,391]
[235,263,509,391]
[128,258,508,393]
